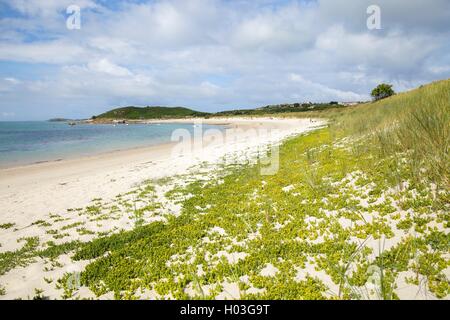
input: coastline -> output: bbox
[0,116,295,170]
[0,96,448,300]
[0,120,229,170]
[0,117,324,248]
[0,117,325,299]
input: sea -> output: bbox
[0,121,224,168]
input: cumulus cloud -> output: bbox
[231,3,317,52]
[0,39,89,64]
[289,73,366,101]
[87,59,132,77]
[0,77,22,93]
[0,0,449,119]
[315,25,439,75]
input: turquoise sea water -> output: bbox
[0,121,222,168]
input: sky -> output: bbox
[0,0,449,120]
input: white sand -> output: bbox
[0,118,323,231]
[0,117,325,299]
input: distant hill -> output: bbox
[215,102,350,116]
[48,118,73,122]
[95,102,356,121]
[95,106,209,120]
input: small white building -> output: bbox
[339,101,360,106]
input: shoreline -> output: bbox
[0,118,233,170]
[0,117,325,235]
[0,117,326,299]
[0,117,284,170]
[0,140,178,171]
[0,117,321,170]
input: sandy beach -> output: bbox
[0,118,324,226]
[0,117,325,299]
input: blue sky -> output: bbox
[0,0,449,120]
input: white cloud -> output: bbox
[231,3,317,52]
[0,0,448,119]
[1,112,15,118]
[289,73,367,101]
[0,40,89,64]
[88,37,137,57]
[315,25,438,74]
[0,77,22,92]
[87,59,132,77]
[429,65,450,74]
[4,77,21,84]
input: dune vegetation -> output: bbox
[0,79,448,300]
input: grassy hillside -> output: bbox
[341,80,448,184]
[276,79,449,185]
[215,102,350,116]
[95,102,352,120]
[319,79,449,187]
[95,106,209,120]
